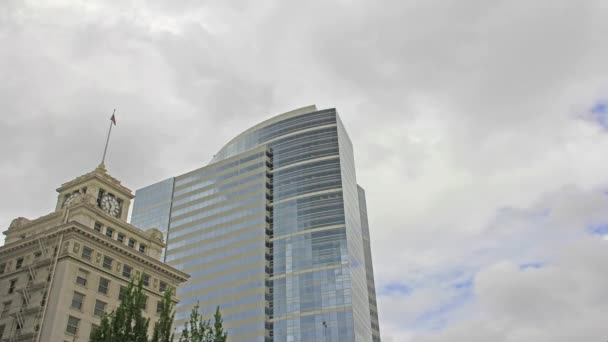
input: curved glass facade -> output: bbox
[132,106,379,342]
[210,107,372,342]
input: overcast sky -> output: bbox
[2,1,608,341]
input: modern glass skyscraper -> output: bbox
[131,105,380,342]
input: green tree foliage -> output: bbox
[212,307,227,342]
[90,276,150,342]
[178,303,227,342]
[151,287,176,342]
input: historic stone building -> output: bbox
[0,164,189,342]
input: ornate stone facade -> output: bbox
[0,165,189,342]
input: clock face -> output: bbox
[100,194,121,217]
[62,192,80,208]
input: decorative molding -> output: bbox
[56,165,134,198]
[0,222,189,282]
[9,217,31,229]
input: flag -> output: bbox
[110,113,116,125]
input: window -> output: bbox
[128,238,136,248]
[119,286,127,301]
[66,316,80,335]
[16,258,23,270]
[41,291,47,307]
[142,296,148,311]
[0,325,4,339]
[1,302,10,317]
[156,301,163,314]
[138,244,146,253]
[0,264,5,274]
[76,269,88,287]
[98,277,110,295]
[142,274,150,287]
[117,233,125,243]
[105,227,114,238]
[90,324,99,339]
[122,265,132,279]
[8,280,16,294]
[94,300,106,317]
[71,292,85,310]
[159,281,167,293]
[82,246,93,261]
[34,251,42,258]
[94,222,102,232]
[102,256,113,270]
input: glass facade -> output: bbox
[131,106,380,342]
[131,178,175,261]
[358,186,381,342]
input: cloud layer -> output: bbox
[1,1,608,341]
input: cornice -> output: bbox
[64,223,189,282]
[0,222,189,283]
[68,203,165,246]
[3,196,164,246]
[56,164,134,199]
[3,211,63,236]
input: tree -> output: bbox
[90,276,150,342]
[211,307,227,342]
[151,287,176,342]
[178,303,227,342]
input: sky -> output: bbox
[2,0,608,341]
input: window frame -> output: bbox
[66,316,80,335]
[1,301,11,317]
[81,246,93,261]
[71,292,85,311]
[94,300,106,318]
[98,277,110,295]
[76,269,88,287]
[90,323,100,339]
[122,265,132,279]
[142,273,150,287]
[102,256,113,270]
[119,286,127,301]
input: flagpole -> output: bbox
[101,109,115,165]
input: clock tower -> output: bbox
[1,162,189,342]
[55,163,134,222]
